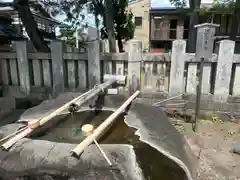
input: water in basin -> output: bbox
[31,110,117,144]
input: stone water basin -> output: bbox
[31,110,117,144]
[30,110,138,145]
[30,110,186,180]
[0,93,196,180]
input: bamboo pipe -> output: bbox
[40,79,115,125]
[0,126,27,144]
[1,79,116,150]
[71,90,140,157]
[1,127,35,149]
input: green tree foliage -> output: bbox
[64,0,135,52]
[58,24,76,46]
[169,0,187,8]
[0,0,68,52]
[0,0,80,52]
[168,0,240,50]
[169,0,201,52]
[100,0,135,52]
[0,0,134,52]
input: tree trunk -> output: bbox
[230,14,238,41]
[13,0,50,52]
[104,0,116,52]
[230,0,240,41]
[187,0,201,53]
[117,31,124,52]
[187,13,198,52]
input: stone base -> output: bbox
[0,97,15,118]
[136,94,240,123]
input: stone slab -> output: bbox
[0,97,15,119]
[0,138,142,180]
[0,93,197,180]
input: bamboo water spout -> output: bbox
[1,77,124,150]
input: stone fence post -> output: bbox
[214,40,235,102]
[15,41,30,96]
[50,40,64,97]
[100,40,109,53]
[128,40,142,95]
[88,40,101,88]
[169,40,186,96]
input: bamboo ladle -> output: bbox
[81,124,112,166]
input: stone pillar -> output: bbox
[214,40,235,102]
[100,40,109,53]
[88,40,101,88]
[177,20,184,39]
[169,40,186,96]
[15,41,30,95]
[50,40,64,97]
[128,40,142,95]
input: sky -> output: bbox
[151,0,213,7]
[1,0,213,27]
[57,0,214,27]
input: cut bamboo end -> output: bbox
[1,80,116,150]
[0,126,27,144]
[28,120,40,129]
[103,74,126,85]
[2,128,34,150]
[81,124,94,137]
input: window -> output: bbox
[213,14,221,34]
[169,30,177,39]
[183,18,189,29]
[220,15,227,33]
[128,0,137,3]
[155,19,162,30]
[183,29,188,39]
[170,19,177,29]
[135,17,142,27]
[183,18,189,39]
[169,19,178,39]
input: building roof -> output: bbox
[150,2,213,14]
[0,5,60,25]
[0,16,25,40]
[201,3,213,8]
[150,7,188,14]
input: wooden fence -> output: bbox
[0,39,240,102]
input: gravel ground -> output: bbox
[172,119,240,180]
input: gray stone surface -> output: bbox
[125,103,197,180]
[100,95,197,180]
[128,40,141,95]
[87,41,101,88]
[50,41,64,97]
[214,40,235,102]
[233,142,240,155]
[0,97,15,118]
[169,40,186,96]
[137,93,240,120]
[0,139,142,180]
[15,41,30,96]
